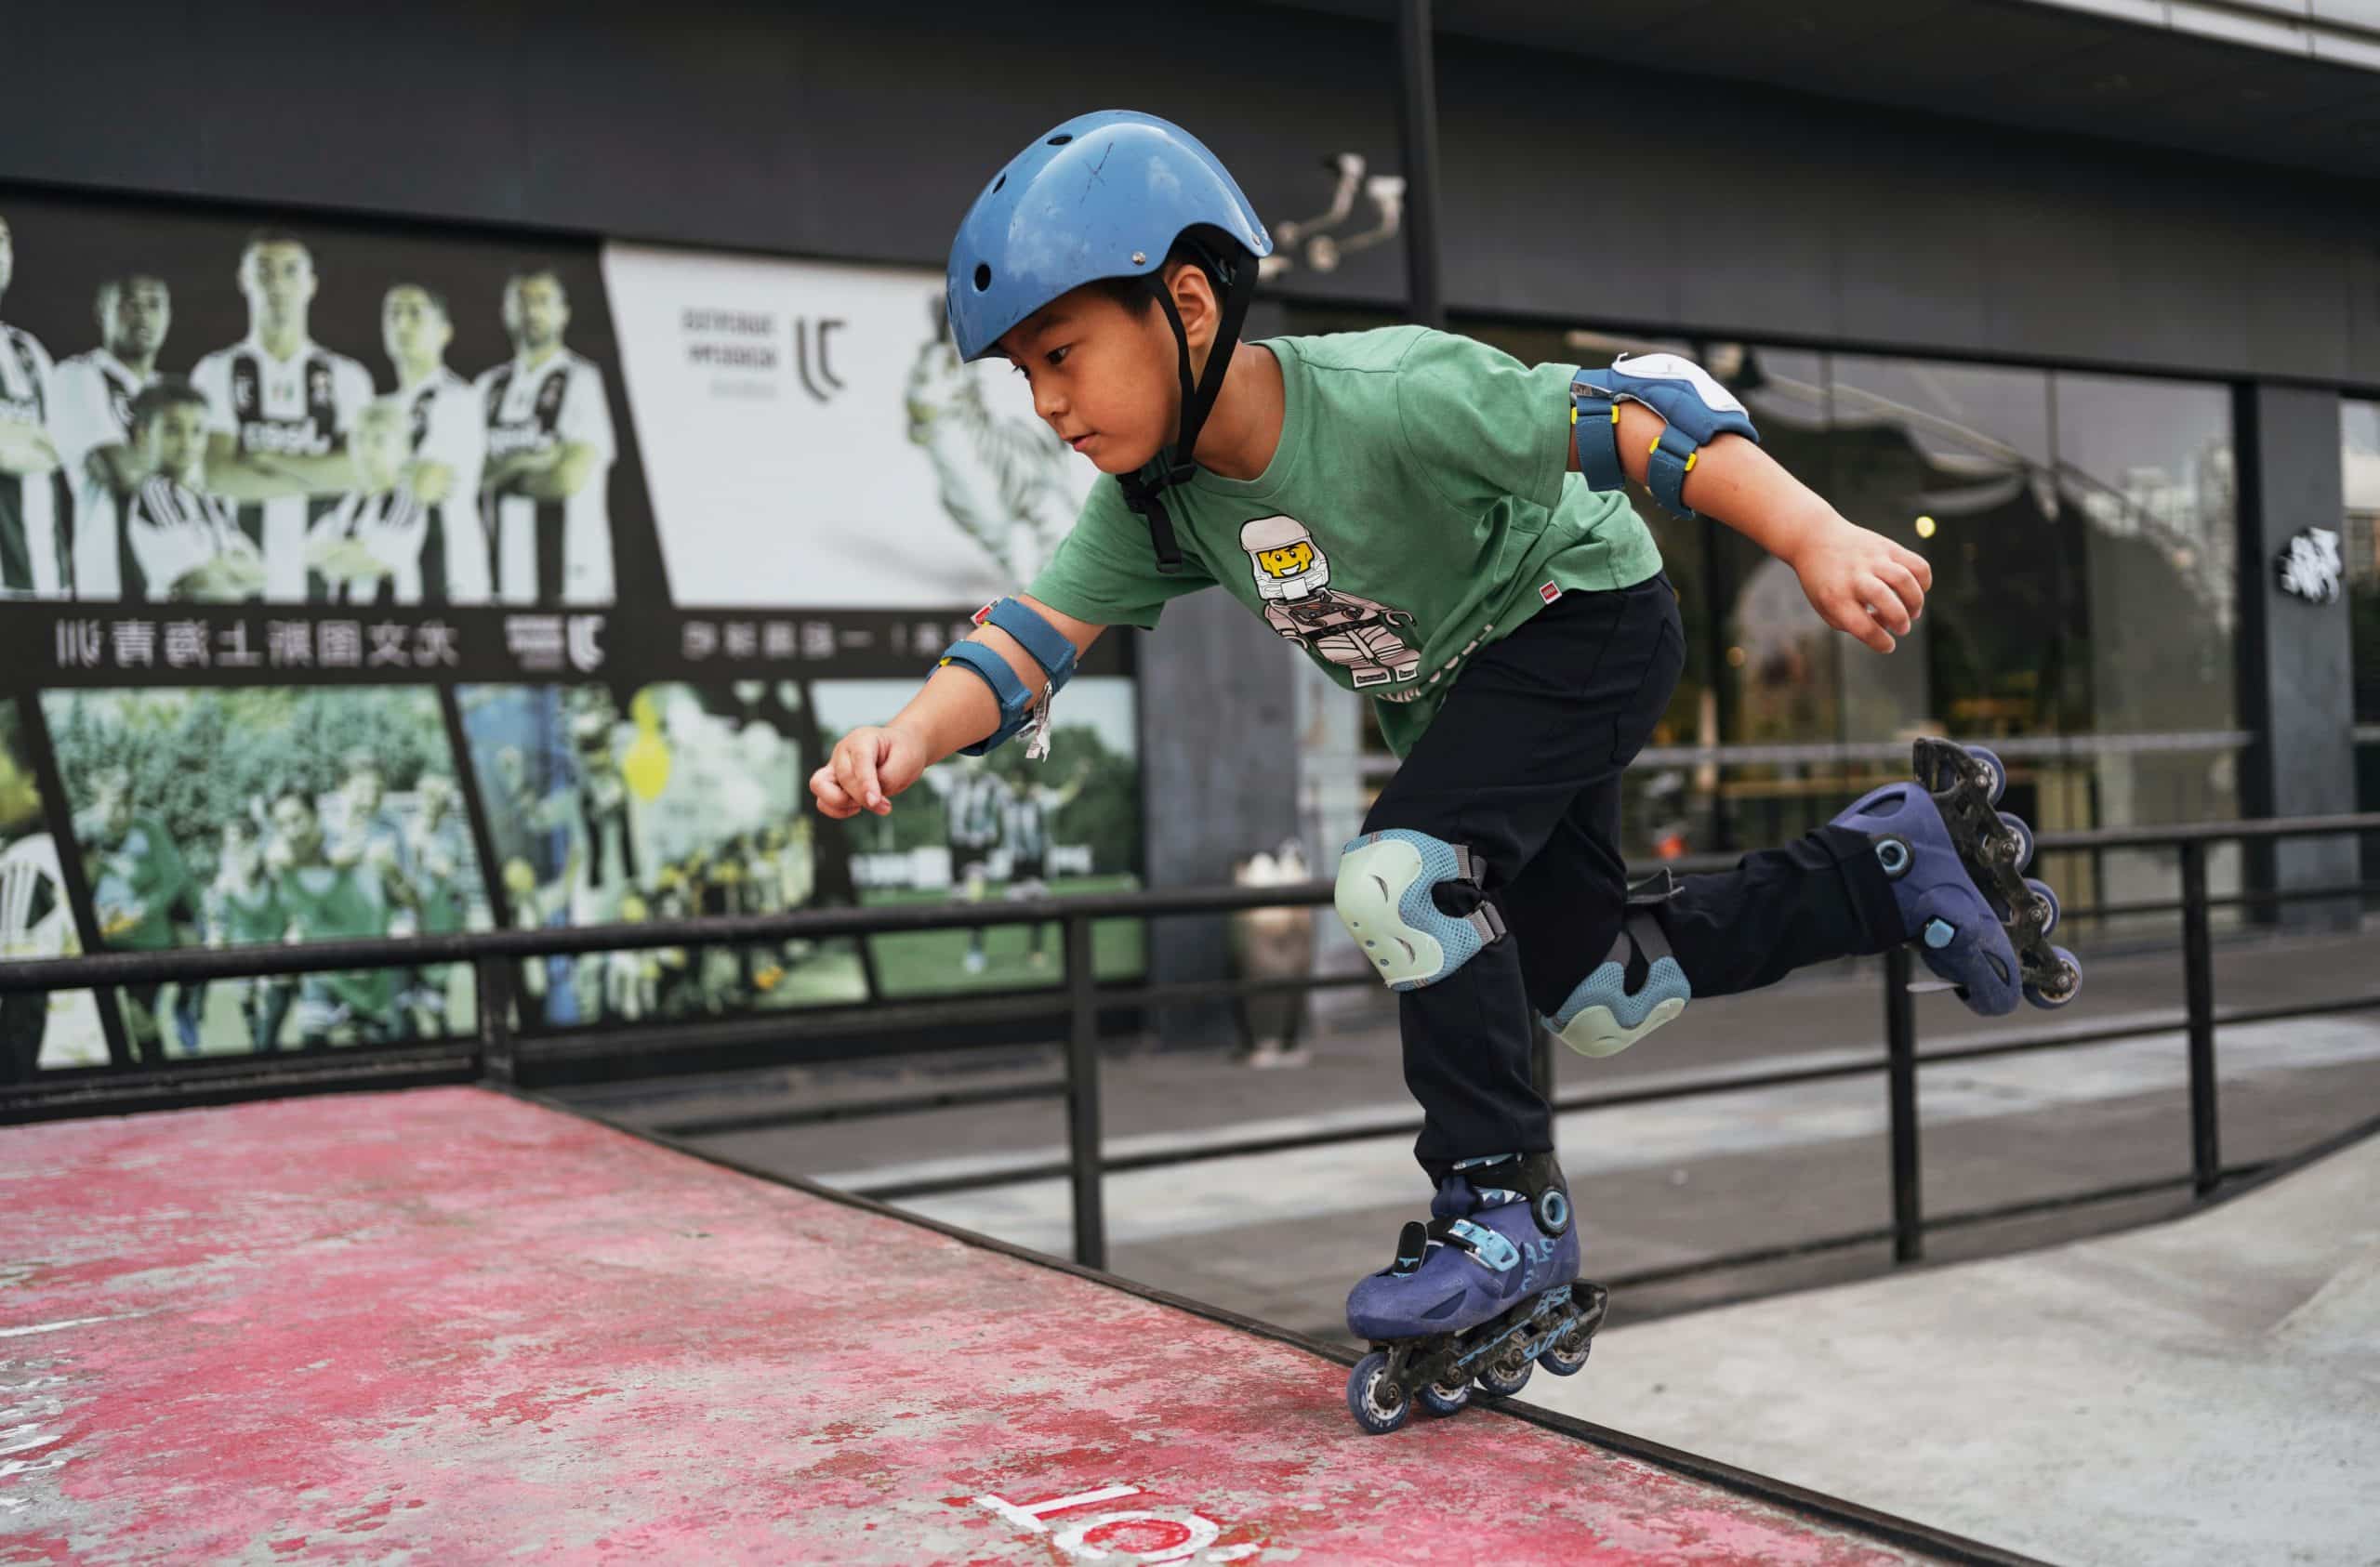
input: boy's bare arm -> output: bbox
[1600,401,1934,655]
[812,595,1105,818]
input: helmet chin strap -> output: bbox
[1118,243,1258,574]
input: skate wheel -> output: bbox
[1538,1324,1594,1377]
[2025,946,2082,1010]
[2023,876,2059,938]
[1474,1347,1534,1400]
[1418,1376,1471,1416]
[1993,811,2034,874]
[1347,1350,1410,1435]
[1964,745,2008,806]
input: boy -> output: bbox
[305,400,435,604]
[120,379,266,603]
[204,813,292,1053]
[810,112,2078,1422]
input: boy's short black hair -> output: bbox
[241,228,312,266]
[387,281,452,321]
[126,375,208,432]
[267,781,319,817]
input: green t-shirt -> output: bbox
[91,814,192,953]
[1025,326,1665,757]
[277,862,395,1014]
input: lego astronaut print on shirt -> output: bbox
[1238,514,1421,691]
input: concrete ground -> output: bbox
[562,922,2380,1344]
[1517,1131,2380,1567]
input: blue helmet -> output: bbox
[945,110,1272,362]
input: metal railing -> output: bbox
[5,813,2379,1288]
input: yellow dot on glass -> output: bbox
[1914,515,1937,539]
[1726,646,1748,668]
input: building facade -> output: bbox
[3,0,2373,991]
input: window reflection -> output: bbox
[2054,373,2241,928]
[2342,399,2380,887]
[1827,354,2064,742]
[2345,400,2380,726]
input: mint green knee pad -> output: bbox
[1543,905,1691,1058]
[1335,829,1505,992]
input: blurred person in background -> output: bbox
[119,378,267,602]
[381,283,491,602]
[0,214,67,599]
[77,764,198,1060]
[205,811,292,1052]
[477,269,615,605]
[267,783,415,1047]
[51,272,170,599]
[192,230,372,600]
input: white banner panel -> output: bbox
[602,242,1092,608]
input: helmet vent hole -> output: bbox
[1047,133,1073,145]
[992,173,1006,192]
[972,263,992,293]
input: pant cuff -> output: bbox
[1817,823,1909,954]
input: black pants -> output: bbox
[1361,574,1907,1175]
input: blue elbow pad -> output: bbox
[935,597,1079,756]
[1571,353,1760,520]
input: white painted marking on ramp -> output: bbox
[0,1313,147,1339]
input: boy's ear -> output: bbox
[1165,260,1220,349]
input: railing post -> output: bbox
[1063,912,1107,1271]
[2180,840,2221,1196]
[1884,944,1923,1263]
[476,955,515,1086]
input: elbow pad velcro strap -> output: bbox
[974,597,1078,690]
[1570,352,1761,520]
[935,639,1037,757]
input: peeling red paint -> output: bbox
[0,1087,1958,1564]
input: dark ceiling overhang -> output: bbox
[1271,0,2380,181]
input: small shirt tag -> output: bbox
[1540,582,1562,605]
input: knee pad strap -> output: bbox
[1335,829,1505,992]
[1544,904,1691,1058]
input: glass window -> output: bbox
[2053,373,2241,928]
[1714,346,1841,751]
[2053,373,2238,736]
[2345,400,2380,726]
[2342,399,2380,887]
[1828,355,2065,743]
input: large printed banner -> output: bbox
[0,189,1139,1079]
[605,244,1088,606]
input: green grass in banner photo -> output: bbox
[37,686,488,1062]
[811,676,1146,998]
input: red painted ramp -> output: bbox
[1,1087,1986,1565]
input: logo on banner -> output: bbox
[794,316,846,403]
[502,613,607,674]
[2274,526,2343,606]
